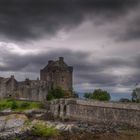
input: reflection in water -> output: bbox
[59,132,140,140]
[22,132,140,140]
[95,133,140,140]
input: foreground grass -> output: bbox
[31,122,59,137]
[0,99,43,111]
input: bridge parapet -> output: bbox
[47,98,140,128]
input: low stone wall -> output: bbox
[49,99,140,128]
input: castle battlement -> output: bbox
[0,57,73,101]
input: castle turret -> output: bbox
[59,57,64,62]
[40,57,73,93]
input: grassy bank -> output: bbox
[0,99,43,111]
[31,122,59,137]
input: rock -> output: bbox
[24,109,46,114]
[0,113,118,139]
[24,109,47,119]
[3,114,28,130]
[0,117,6,131]
[0,114,28,139]
[1,109,12,113]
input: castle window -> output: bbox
[9,94,12,97]
[61,76,64,82]
[26,82,30,86]
[64,105,67,116]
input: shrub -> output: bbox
[131,89,140,103]
[11,101,18,110]
[119,98,131,103]
[6,98,14,102]
[47,93,55,101]
[92,89,111,101]
[20,102,30,109]
[47,87,65,101]
[84,89,111,101]
[0,99,43,111]
[131,89,137,102]
[72,92,79,98]
[31,123,59,137]
[84,92,92,99]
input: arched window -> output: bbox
[58,105,61,116]
[61,76,64,82]
[63,105,67,116]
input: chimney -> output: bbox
[48,60,53,64]
[59,57,64,62]
[11,75,14,79]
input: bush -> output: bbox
[131,89,137,102]
[72,92,79,98]
[47,87,65,101]
[131,89,140,103]
[84,92,92,99]
[11,101,18,110]
[84,89,111,101]
[119,98,131,103]
[47,93,55,101]
[0,99,43,111]
[6,98,14,102]
[31,122,59,137]
[92,89,111,101]
[20,102,30,109]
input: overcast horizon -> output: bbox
[0,0,140,94]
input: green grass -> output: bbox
[0,99,43,111]
[31,122,59,137]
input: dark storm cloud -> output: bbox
[119,18,140,41]
[0,0,139,41]
[0,48,91,72]
[76,73,119,85]
[0,48,140,87]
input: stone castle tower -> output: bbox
[40,57,73,92]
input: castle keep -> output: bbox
[40,57,73,92]
[0,57,73,101]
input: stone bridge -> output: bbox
[48,98,140,128]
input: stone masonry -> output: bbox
[0,57,73,101]
[49,98,140,128]
[40,57,73,92]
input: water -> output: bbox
[78,92,132,101]
[25,132,140,140]
[93,133,140,140]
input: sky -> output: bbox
[0,0,140,95]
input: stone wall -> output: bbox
[40,57,73,92]
[0,76,48,101]
[0,76,18,99]
[0,57,73,100]
[14,80,48,101]
[49,99,140,128]
[15,85,48,101]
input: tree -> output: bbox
[84,92,92,99]
[84,89,111,101]
[72,91,79,98]
[46,87,65,101]
[92,89,111,101]
[132,89,137,102]
[131,88,140,103]
[119,98,131,103]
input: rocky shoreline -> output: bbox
[0,109,139,140]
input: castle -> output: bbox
[0,57,73,101]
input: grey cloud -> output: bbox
[0,48,92,72]
[0,0,138,41]
[75,73,119,85]
[0,48,140,89]
[117,16,140,41]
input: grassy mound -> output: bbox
[0,99,43,111]
[31,122,59,137]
